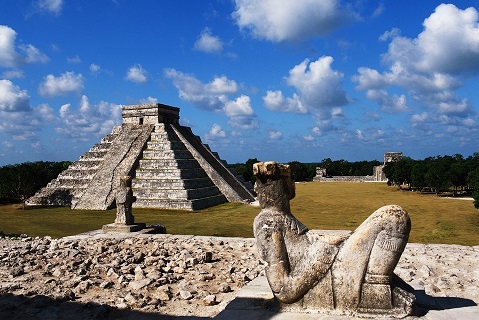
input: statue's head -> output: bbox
[253,161,295,211]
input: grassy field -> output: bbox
[1,182,478,245]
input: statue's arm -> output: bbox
[264,230,338,303]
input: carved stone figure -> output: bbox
[115,176,136,225]
[253,161,415,316]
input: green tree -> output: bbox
[288,161,310,182]
[0,161,70,207]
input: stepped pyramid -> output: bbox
[27,103,255,210]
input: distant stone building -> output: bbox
[28,103,255,210]
[314,152,402,182]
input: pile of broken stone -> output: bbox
[0,234,263,319]
[0,234,478,319]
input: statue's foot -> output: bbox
[358,273,416,316]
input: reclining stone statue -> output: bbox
[253,161,416,316]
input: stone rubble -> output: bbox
[0,234,478,319]
[0,234,263,319]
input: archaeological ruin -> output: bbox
[27,103,255,211]
[313,151,403,182]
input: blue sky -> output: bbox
[1,0,479,166]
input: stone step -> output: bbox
[146,140,187,150]
[57,169,97,179]
[150,131,179,141]
[138,159,201,170]
[132,178,215,189]
[135,168,208,179]
[142,149,193,160]
[52,179,89,189]
[72,159,103,168]
[80,150,108,159]
[133,194,227,210]
[133,186,222,199]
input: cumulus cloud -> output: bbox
[0,80,31,112]
[206,123,226,139]
[268,130,282,140]
[125,64,148,83]
[262,56,348,134]
[232,0,354,42]
[38,71,84,97]
[354,4,479,127]
[165,68,257,129]
[0,25,49,68]
[193,28,223,53]
[0,103,55,140]
[56,95,122,140]
[263,90,306,113]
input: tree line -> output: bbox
[231,158,381,183]
[383,153,479,208]
[0,161,71,206]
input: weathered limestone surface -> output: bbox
[172,125,255,203]
[73,124,154,210]
[253,161,415,317]
[132,123,228,210]
[26,128,122,206]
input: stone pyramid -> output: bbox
[27,103,255,210]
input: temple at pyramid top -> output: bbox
[28,103,255,211]
[122,103,180,125]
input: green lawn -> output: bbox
[1,182,478,245]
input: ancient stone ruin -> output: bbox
[253,161,415,317]
[314,151,403,182]
[27,103,255,210]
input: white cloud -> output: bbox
[263,90,307,113]
[1,69,24,79]
[38,71,84,97]
[268,130,282,140]
[0,80,30,112]
[56,95,122,140]
[354,3,479,128]
[193,28,223,53]
[379,28,401,42]
[139,96,158,104]
[303,135,314,141]
[0,103,55,140]
[224,95,258,129]
[67,55,81,64]
[0,25,49,67]
[206,123,226,139]
[232,0,353,42]
[365,89,409,113]
[263,56,348,134]
[36,0,63,15]
[0,25,19,67]
[125,64,148,83]
[414,4,479,74]
[90,63,101,73]
[286,56,348,109]
[165,69,258,130]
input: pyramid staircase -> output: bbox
[26,127,122,206]
[132,123,228,210]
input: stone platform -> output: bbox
[210,275,479,320]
